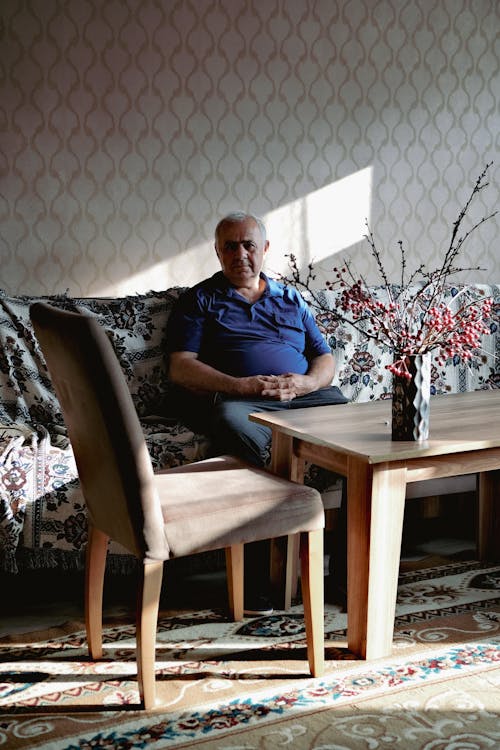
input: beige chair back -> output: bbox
[30,302,168,561]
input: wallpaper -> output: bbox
[1,0,499,297]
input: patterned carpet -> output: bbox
[1,560,499,749]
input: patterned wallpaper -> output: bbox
[1,0,499,297]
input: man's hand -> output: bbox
[258,373,315,401]
[231,374,295,400]
[258,352,335,400]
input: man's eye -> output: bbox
[223,241,256,252]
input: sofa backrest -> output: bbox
[0,288,186,438]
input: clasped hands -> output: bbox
[255,373,313,401]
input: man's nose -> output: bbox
[234,243,247,257]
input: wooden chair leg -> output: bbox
[288,532,301,600]
[85,524,109,660]
[136,561,164,710]
[225,544,244,620]
[300,529,325,677]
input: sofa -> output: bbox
[1,283,499,575]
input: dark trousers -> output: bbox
[208,386,348,466]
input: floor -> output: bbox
[0,496,477,638]
[0,558,232,637]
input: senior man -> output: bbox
[167,211,347,613]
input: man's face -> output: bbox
[215,218,269,287]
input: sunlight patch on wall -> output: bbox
[93,263,171,296]
[94,243,220,295]
[93,251,213,295]
[265,167,373,278]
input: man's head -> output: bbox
[214,212,269,288]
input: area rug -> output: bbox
[1,559,499,749]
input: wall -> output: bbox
[1,0,499,297]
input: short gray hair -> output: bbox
[214,211,267,245]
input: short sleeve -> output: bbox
[166,289,205,354]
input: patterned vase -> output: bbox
[391,352,431,441]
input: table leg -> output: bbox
[269,431,293,477]
[347,458,407,659]
[478,470,500,560]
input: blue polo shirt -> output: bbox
[167,272,330,377]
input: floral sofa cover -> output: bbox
[1,284,499,574]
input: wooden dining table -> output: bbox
[250,389,500,660]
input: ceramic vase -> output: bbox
[391,352,431,441]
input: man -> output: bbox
[167,211,347,613]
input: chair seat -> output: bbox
[157,455,324,559]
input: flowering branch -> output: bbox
[278,163,497,378]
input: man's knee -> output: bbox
[211,398,271,466]
[213,397,253,431]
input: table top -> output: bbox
[250,389,500,464]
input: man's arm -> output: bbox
[169,351,333,401]
[169,351,293,398]
[305,351,335,389]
